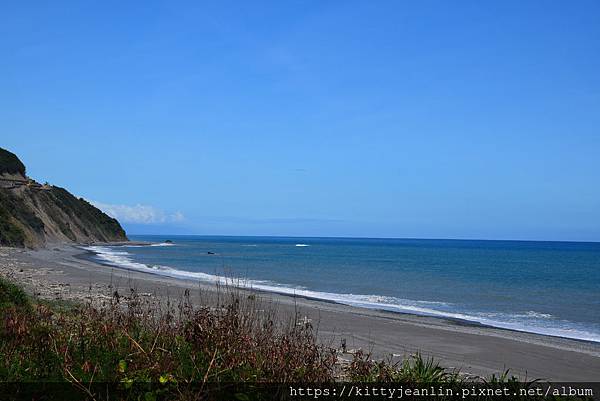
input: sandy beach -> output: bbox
[1,244,600,382]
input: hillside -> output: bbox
[0,147,127,247]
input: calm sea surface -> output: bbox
[86,235,600,342]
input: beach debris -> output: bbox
[297,315,312,326]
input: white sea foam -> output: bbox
[85,246,149,271]
[83,245,600,343]
[123,242,175,248]
[518,311,554,319]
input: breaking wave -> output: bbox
[123,242,175,248]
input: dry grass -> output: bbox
[0,277,586,401]
[1,277,337,399]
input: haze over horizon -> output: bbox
[2,1,599,242]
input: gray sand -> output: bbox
[1,245,599,381]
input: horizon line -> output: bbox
[124,233,600,244]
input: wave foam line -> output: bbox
[123,242,175,248]
[83,246,600,343]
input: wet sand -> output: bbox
[1,245,600,381]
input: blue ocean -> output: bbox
[86,236,600,342]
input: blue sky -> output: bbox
[2,1,599,241]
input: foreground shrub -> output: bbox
[0,284,337,392]
[347,350,459,383]
[0,278,591,400]
[0,277,31,311]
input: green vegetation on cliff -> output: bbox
[0,147,26,175]
[0,190,43,247]
[52,187,126,238]
[0,147,127,247]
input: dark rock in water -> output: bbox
[165,240,173,244]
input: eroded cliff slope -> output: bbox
[0,147,127,247]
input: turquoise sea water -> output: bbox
[85,235,600,342]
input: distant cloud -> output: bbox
[90,201,185,224]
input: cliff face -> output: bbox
[0,147,128,248]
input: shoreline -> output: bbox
[82,242,600,345]
[79,245,598,345]
[2,244,600,381]
[77,246,492,329]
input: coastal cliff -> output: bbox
[0,147,127,247]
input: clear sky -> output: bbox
[2,1,599,241]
